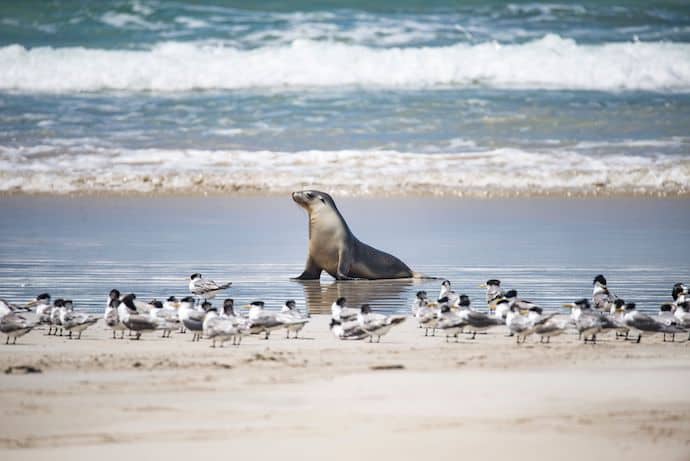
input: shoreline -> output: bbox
[2,188,690,199]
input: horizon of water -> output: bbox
[1,1,690,196]
[0,196,687,316]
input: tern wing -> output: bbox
[194,279,232,293]
[466,311,502,327]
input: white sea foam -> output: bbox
[1,35,689,92]
[99,12,163,30]
[1,146,688,196]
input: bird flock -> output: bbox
[411,277,690,344]
[0,273,689,346]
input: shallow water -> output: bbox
[0,196,687,315]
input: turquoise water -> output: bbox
[0,1,689,195]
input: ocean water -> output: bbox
[1,1,690,195]
[0,196,688,315]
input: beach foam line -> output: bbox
[1,147,689,197]
[1,35,690,92]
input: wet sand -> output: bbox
[1,317,689,460]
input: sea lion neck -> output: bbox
[308,201,351,241]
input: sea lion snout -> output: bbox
[292,190,322,208]
[292,190,308,207]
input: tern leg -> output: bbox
[112,330,115,339]
[5,336,9,345]
[369,336,373,343]
[13,336,17,345]
[68,331,72,339]
[377,336,381,343]
[211,339,216,348]
[264,331,270,340]
[471,331,476,340]
[120,330,125,339]
[636,334,641,344]
[78,331,82,340]
[424,328,428,336]
[547,336,551,344]
[286,330,290,339]
[672,333,675,342]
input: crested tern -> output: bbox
[622,302,685,344]
[245,301,286,339]
[479,279,504,309]
[59,300,98,339]
[329,318,369,340]
[592,274,618,311]
[179,296,206,341]
[439,280,460,307]
[189,273,232,300]
[658,303,679,342]
[505,304,534,344]
[563,298,618,344]
[0,310,35,344]
[118,293,169,340]
[331,297,358,322]
[356,304,405,343]
[411,290,428,317]
[49,298,64,336]
[415,296,440,336]
[435,300,467,342]
[455,294,503,339]
[279,299,309,339]
[149,299,178,338]
[203,303,249,347]
[105,289,126,339]
[27,293,52,327]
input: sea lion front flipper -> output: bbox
[291,256,323,280]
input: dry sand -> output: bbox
[1,316,689,460]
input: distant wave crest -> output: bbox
[1,35,690,92]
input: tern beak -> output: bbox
[562,303,575,309]
[25,300,38,308]
[241,304,252,309]
[479,283,487,289]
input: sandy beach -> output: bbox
[1,317,689,460]
[2,1,690,458]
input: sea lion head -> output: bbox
[292,190,337,213]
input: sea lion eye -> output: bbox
[305,191,314,199]
[319,197,325,203]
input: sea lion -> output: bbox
[291,190,418,280]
